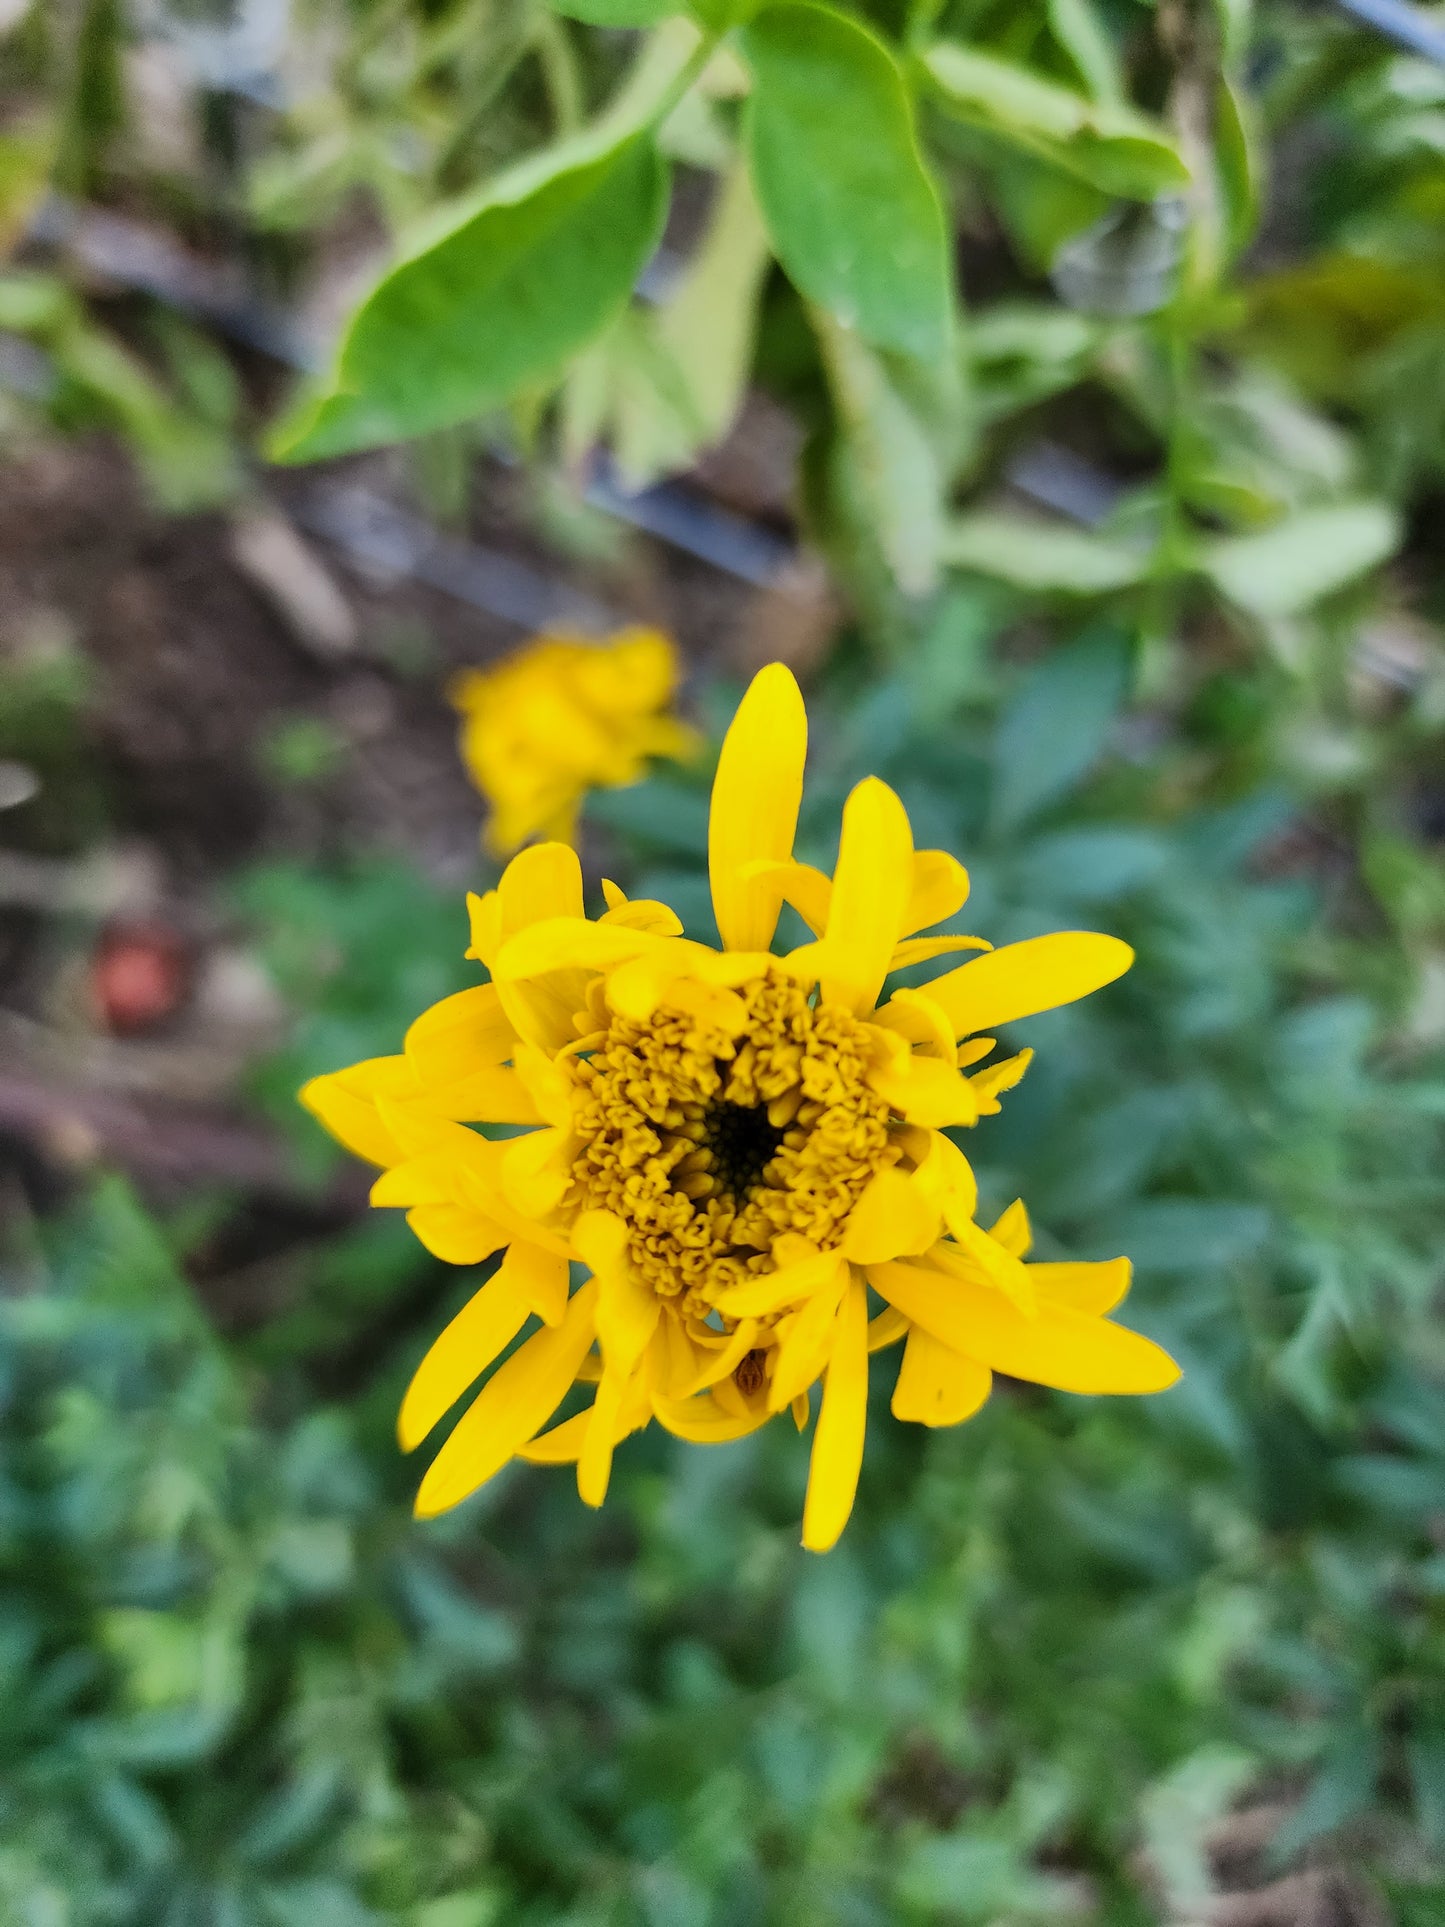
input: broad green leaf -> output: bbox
[945,511,1146,592]
[991,627,1130,830]
[815,306,945,596]
[1014,824,1169,901]
[1047,0,1124,104]
[1214,78,1259,260]
[1210,0,1253,66]
[653,158,771,450]
[741,3,951,361]
[1086,1200,1271,1272]
[550,0,675,22]
[1408,1722,1445,1846]
[969,301,1102,419]
[924,43,1188,200]
[581,156,771,487]
[1200,500,1400,617]
[0,118,58,254]
[268,131,669,462]
[1271,1726,1381,1860]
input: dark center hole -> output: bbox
[703,1101,786,1201]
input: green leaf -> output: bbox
[741,3,951,361]
[1014,824,1169,901]
[1271,1725,1380,1859]
[550,0,676,22]
[1047,0,1124,104]
[945,511,1146,592]
[814,306,945,596]
[1409,1721,1445,1847]
[1200,500,1400,617]
[571,156,773,488]
[268,131,669,462]
[1086,1200,1272,1271]
[1214,78,1259,260]
[924,43,1188,200]
[651,157,772,452]
[991,627,1129,830]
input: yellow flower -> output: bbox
[449,627,701,855]
[302,665,1179,1551]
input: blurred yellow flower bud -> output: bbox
[449,628,701,855]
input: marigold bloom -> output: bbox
[449,627,700,855]
[303,665,1179,1551]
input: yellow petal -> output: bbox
[912,1129,979,1221]
[987,1198,1032,1258]
[520,1370,652,1464]
[503,1239,571,1325]
[710,1248,848,1319]
[780,849,972,947]
[933,1211,1037,1316]
[663,975,749,1034]
[605,941,718,1024]
[652,1390,772,1444]
[404,984,516,1084]
[578,1368,627,1507]
[599,892,685,937]
[801,1277,869,1552]
[598,1266,660,1379]
[866,1050,980,1129]
[888,934,992,970]
[969,1047,1033,1115]
[768,1263,850,1410]
[500,1126,573,1219]
[448,1143,575,1259]
[891,1327,992,1427]
[491,849,602,1049]
[709,662,808,953]
[495,916,663,982]
[759,858,833,936]
[497,841,585,932]
[867,1304,909,1352]
[794,778,914,1013]
[869,1261,1180,1396]
[374,1097,473,1161]
[903,850,971,933]
[421,1066,544,1126]
[512,1042,577,1129]
[413,1278,598,1517]
[575,1209,659,1376]
[300,1057,415,1167]
[676,1318,761,1396]
[511,985,588,1055]
[465,889,502,967]
[924,932,1134,1039]
[516,1409,591,1464]
[1032,1256,1132,1315]
[648,1312,707,1400]
[871,991,957,1059]
[405,1204,510,1266]
[370,1147,473,1208]
[843,1168,941,1264]
[397,1263,534,1452]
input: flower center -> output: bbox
[568,970,894,1319]
[700,1100,787,1203]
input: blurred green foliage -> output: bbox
[5,642,1444,1921]
[2,0,1445,1917]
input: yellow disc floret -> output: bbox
[571,971,893,1311]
